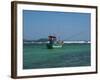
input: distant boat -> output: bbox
[46,36,63,49]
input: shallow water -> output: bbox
[23,43,91,69]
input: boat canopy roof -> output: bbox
[48,36,56,38]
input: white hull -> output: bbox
[52,45,62,48]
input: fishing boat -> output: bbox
[47,36,63,49]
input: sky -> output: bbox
[23,10,91,41]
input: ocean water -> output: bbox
[23,43,91,69]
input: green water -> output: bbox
[23,43,91,69]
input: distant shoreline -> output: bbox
[23,41,90,44]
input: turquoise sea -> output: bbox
[23,43,91,69]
